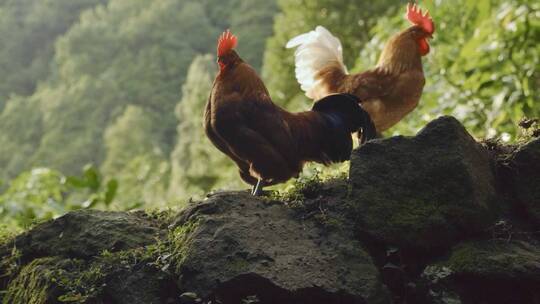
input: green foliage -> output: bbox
[101,105,169,207]
[0,96,43,184]
[0,0,278,215]
[0,165,118,229]
[110,154,170,210]
[26,0,215,175]
[230,0,278,71]
[0,0,109,110]
[0,0,537,228]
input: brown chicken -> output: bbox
[287,4,435,134]
[204,30,375,195]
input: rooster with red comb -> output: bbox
[287,3,435,138]
[205,30,376,195]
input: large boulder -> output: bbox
[172,191,390,304]
[9,210,166,261]
[0,193,390,304]
[0,210,176,304]
[349,116,501,253]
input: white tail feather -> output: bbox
[286,26,348,99]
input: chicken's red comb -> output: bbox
[406,3,435,35]
[217,30,238,57]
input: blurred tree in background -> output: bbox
[0,0,109,110]
[102,105,169,207]
[0,0,538,229]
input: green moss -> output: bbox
[158,219,200,274]
[270,173,323,205]
[225,257,250,274]
[49,247,168,303]
[517,118,540,142]
[3,257,67,304]
[170,219,199,261]
[0,225,19,247]
[51,261,105,303]
[143,208,178,228]
[2,243,177,304]
[442,241,538,277]
[313,211,346,231]
[0,245,22,285]
[269,173,352,232]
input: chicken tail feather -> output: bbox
[286,26,348,99]
[311,94,375,162]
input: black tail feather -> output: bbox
[310,93,376,163]
[312,93,377,144]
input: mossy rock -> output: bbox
[422,240,540,303]
[442,240,540,279]
[9,210,166,262]
[170,191,390,304]
[349,116,501,253]
[507,138,540,225]
[0,210,175,304]
[2,257,95,304]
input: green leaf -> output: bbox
[64,176,87,188]
[83,164,100,191]
[104,179,118,206]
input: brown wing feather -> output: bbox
[204,95,258,185]
[346,68,399,102]
[242,94,302,172]
[206,87,301,184]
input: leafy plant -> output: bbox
[0,165,118,230]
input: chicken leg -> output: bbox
[252,179,264,196]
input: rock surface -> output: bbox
[1,116,539,304]
[0,211,175,304]
[421,240,540,304]
[8,210,165,262]
[172,191,389,304]
[349,116,500,253]
[507,138,540,225]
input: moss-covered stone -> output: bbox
[0,210,176,304]
[2,247,179,304]
[442,240,540,279]
[507,138,540,225]
[3,257,91,304]
[421,240,540,304]
[171,191,390,304]
[168,218,201,273]
[10,210,166,262]
[349,116,501,253]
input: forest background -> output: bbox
[0,0,537,231]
